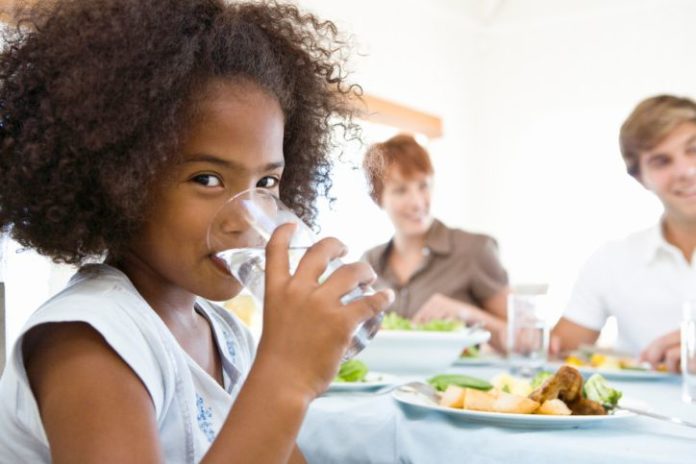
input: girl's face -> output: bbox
[127,79,285,301]
[639,121,696,224]
[380,166,434,238]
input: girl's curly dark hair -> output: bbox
[0,0,360,264]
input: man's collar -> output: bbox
[644,220,684,264]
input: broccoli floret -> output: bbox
[583,374,622,407]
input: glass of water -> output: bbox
[506,285,550,377]
[681,299,696,403]
[207,187,383,360]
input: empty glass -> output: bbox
[507,285,550,377]
[207,188,383,360]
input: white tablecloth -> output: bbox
[298,366,696,464]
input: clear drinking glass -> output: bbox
[506,285,550,377]
[681,299,696,403]
[207,188,383,360]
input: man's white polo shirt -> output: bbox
[563,223,696,354]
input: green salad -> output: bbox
[333,360,369,383]
[583,373,622,407]
[381,312,463,332]
[460,346,480,358]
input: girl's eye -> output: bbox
[256,176,279,189]
[192,174,222,188]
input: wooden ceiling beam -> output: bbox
[359,93,443,139]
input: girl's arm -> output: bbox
[26,324,312,464]
[24,322,164,464]
[26,224,391,463]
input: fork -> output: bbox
[607,404,696,429]
[395,381,441,403]
[322,381,441,403]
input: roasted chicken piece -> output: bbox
[528,366,606,415]
[528,365,583,404]
[567,397,606,415]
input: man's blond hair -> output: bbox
[620,95,696,178]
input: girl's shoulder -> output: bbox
[8,264,181,418]
[25,264,170,348]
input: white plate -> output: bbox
[452,355,505,367]
[575,366,674,381]
[355,328,491,374]
[392,389,636,429]
[547,362,675,381]
[327,372,398,392]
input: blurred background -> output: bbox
[3,0,696,358]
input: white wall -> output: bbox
[297,0,482,223]
[464,0,696,314]
[301,0,695,321]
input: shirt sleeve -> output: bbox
[12,294,172,425]
[562,246,611,331]
[470,236,509,303]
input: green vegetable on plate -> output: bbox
[381,312,414,330]
[530,370,553,389]
[460,346,480,358]
[418,319,463,331]
[381,312,463,332]
[427,373,493,392]
[583,373,622,407]
[334,359,369,383]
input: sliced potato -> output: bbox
[536,399,572,416]
[440,385,467,408]
[492,391,540,414]
[490,373,532,397]
[461,388,497,412]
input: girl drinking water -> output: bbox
[0,1,393,462]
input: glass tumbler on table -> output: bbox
[506,285,550,377]
[682,299,696,403]
[207,187,383,360]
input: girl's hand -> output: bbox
[255,224,394,399]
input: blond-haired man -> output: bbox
[552,95,696,372]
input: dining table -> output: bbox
[297,364,696,464]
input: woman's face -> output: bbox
[127,79,285,301]
[638,121,696,224]
[380,166,434,237]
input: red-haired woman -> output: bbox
[362,134,509,350]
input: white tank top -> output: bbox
[0,264,256,463]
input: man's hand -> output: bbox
[640,329,681,373]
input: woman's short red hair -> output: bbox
[362,134,434,204]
